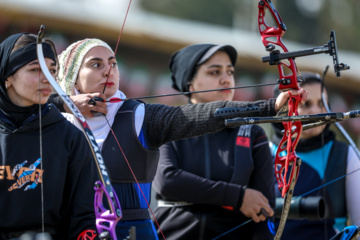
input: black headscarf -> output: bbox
[0,33,44,127]
[169,44,237,93]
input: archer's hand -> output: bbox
[65,93,108,117]
[274,88,308,113]
[239,188,274,223]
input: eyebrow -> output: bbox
[87,56,116,62]
[29,61,56,66]
[206,64,234,69]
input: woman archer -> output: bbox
[0,33,99,239]
[49,38,306,239]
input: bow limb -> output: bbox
[36,25,122,240]
[321,66,360,160]
[258,1,303,239]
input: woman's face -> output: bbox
[189,51,235,103]
[298,82,328,139]
[6,58,56,107]
[76,46,119,99]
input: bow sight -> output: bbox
[262,30,350,79]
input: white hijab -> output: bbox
[84,89,126,149]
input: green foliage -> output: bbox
[140,0,235,27]
[139,0,360,52]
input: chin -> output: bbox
[105,88,117,97]
[301,129,323,139]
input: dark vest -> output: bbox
[324,140,348,218]
[101,100,159,183]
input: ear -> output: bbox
[188,83,194,92]
[5,78,12,89]
[74,81,80,91]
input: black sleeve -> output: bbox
[144,99,276,149]
[248,125,276,239]
[48,93,65,112]
[153,141,244,207]
[65,129,99,239]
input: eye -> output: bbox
[91,63,100,68]
[30,67,41,73]
[300,101,311,108]
[227,70,235,75]
[111,61,117,68]
[50,68,57,75]
[209,70,220,75]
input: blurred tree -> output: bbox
[276,0,359,52]
[139,0,360,52]
[140,0,234,27]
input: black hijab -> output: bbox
[169,44,237,93]
[0,33,43,127]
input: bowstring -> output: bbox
[210,164,360,240]
[100,0,167,239]
[102,0,132,94]
[211,112,360,239]
[103,116,166,240]
[212,2,354,236]
[98,1,354,239]
[109,82,279,102]
[38,59,45,234]
[321,66,329,240]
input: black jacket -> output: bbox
[153,125,275,240]
[0,104,99,240]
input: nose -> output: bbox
[104,68,111,77]
[39,70,49,83]
[104,62,116,77]
[308,104,323,114]
[220,71,232,85]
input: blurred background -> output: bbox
[0,0,359,145]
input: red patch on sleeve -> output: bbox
[236,136,250,147]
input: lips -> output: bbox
[220,86,232,93]
[220,89,231,93]
[40,88,52,95]
[103,82,114,87]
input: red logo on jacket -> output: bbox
[236,136,250,147]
